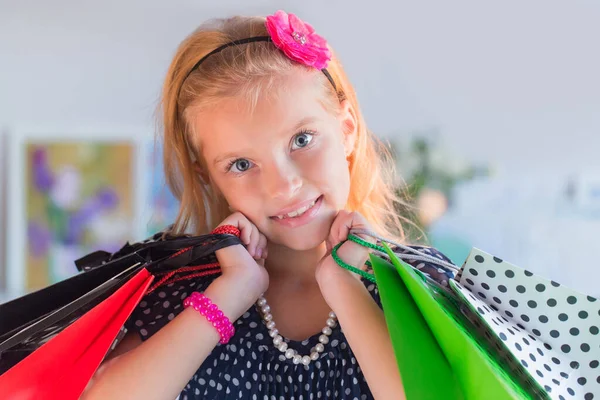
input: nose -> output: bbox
[264,158,302,200]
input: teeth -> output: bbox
[276,198,318,219]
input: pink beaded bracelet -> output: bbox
[183,292,235,344]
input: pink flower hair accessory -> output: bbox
[182,10,337,92]
[266,10,332,70]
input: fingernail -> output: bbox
[256,248,262,259]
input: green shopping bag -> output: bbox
[370,245,539,400]
[369,252,463,399]
[335,231,597,399]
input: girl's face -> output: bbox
[193,71,357,250]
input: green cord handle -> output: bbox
[348,234,385,252]
[330,234,385,283]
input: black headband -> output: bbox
[182,36,337,91]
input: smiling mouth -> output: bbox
[271,195,323,220]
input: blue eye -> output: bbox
[228,158,252,173]
[292,131,314,150]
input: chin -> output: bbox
[279,233,326,251]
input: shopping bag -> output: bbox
[0,253,146,372]
[354,227,599,400]
[370,253,464,399]
[0,231,241,376]
[371,249,537,400]
[0,265,153,399]
[0,251,145,341]
[451,248,600,400]
[342,229,600,399]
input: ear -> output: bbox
[339,99,358,159]
[193,161,210,184]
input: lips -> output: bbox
[270,195,324,228]
[271,195,322,220]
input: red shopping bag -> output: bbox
[0,266,153,400]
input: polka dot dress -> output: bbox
[125,245,455,399]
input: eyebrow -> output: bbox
[212,116,320,166]
[214,151,243,166]
[293,116,319,131]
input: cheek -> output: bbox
[208,172,251,212]
[218,179,258,211]
[303,139,351,202]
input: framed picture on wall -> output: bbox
[6,128,147,297]
[142,138,180,238]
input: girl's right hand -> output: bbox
[209,212,269,319]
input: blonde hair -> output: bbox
[160,15,419,243]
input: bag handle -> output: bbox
[331,228,458,285]
[351,228,458,271]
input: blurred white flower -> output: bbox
[49,165,82,209]
[88,212,132,244]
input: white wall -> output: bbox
[1,0,598,174]
[1,0,599,296]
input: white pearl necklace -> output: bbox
[256,295,337,366]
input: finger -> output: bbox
[348,212,376,244]
[337,211,375,245]
[332,212,372,270]
[327,210,342,246]
[336,239,370,272]
[257,234,268,259]
[337,212,354,242]
[214,215,256,267]
[248,226,259,257]
[328,210,349,246]
[238,216,253,246]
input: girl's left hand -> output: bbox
[315,211,376,295]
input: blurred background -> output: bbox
[0,0,598,302]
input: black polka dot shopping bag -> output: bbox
[350,229,599,400]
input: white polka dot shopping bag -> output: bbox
[358,228,599,400]
[451,248,599,400]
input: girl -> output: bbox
[83,10,454,400]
